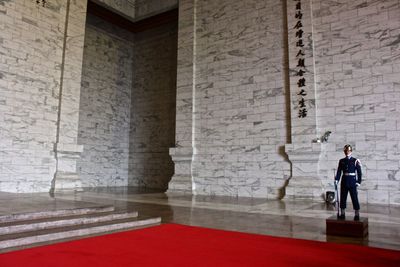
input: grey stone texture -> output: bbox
[95,0,177,20]
[0,0,399,205]
[77,13,177,189]
[312,0,400,204]
[0,0,66,192]
[135,0,178,19]
[77,14,133,187]
[129,21,177,190]
[53,0,88,192]
[191,0,290,198]
[168,0,400,204]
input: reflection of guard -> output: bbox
[335,144,362,221]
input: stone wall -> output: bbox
[169,0,400,204]
[77,13,177,190]
[1,0,399,204]
[94,0,136,18]
[170,0,291,198]
[135,0,177,19]
[0,0,66,192]
[95,0,177,21]
[129,21,178,189]
[313,0,400,204]
[77,14,133,187]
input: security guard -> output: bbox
[335,144,362,221]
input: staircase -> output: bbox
[0,205,161,251]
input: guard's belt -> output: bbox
[344,172,356,176]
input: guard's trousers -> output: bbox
[340,185,360,210]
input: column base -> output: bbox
[167,147,194,195]
[284,143,324,201]
[285,178,324,201]
[167,175,193,194]
[52,172,83,193]
[52,143,84,193]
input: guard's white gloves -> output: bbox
[334,180,338,186]
[356,183,360,187]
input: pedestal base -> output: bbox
[284,143,323,201]
[52,172,83,193]
[326,215,368,238]
[168,147,193,194]
[167,175,193,194]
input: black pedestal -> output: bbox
[326,215,368,238]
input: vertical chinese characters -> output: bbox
[294,0,307,118]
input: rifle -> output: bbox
[334,169,340,219]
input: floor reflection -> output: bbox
[1,187,399,251]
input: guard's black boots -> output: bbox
[339,209,345,220]
[354,210,360,221]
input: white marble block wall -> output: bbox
[0,0,66,192]
[129,21,177,189]
[313,0,400,204]
[170,0,400,204]
[77,15,133,187]
[0,0,398,205]
[188,0,291,198]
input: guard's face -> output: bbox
[344,148,352,157]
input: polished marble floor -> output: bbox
[1,187,400,251]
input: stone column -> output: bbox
[284,0,323,200]
[52,0,88,192]
[167,0,196,194]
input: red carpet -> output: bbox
[0,224,399,267]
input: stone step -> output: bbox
[0,211,139,235]
[0,206,115,223]
[0,216,161,250]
